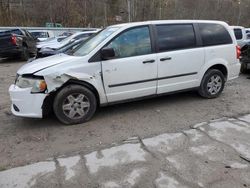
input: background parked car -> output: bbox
[240,42,250,73]
[231,26,248,47]
[36,30,98,50]
[36,38,88,59]
[29,30,55,42]
[38,31,97,49]
[36,35,69,50]
[0,28,37,60]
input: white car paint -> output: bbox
[9,20,241,119]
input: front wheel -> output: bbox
[198,69,225,99]
[53,85,97,125]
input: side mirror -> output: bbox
[101,47,115,60]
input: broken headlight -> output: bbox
[15,75,47,93]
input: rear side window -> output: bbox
[156,24,196,52]
[199,23,232,46]
[234,29,243,40]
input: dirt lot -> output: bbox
[0,59,250,170]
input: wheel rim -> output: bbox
[62,93,90,119]
[207,75,222,95]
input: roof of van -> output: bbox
[111,20,229,28]
[230,26,245,29]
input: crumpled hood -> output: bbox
[18,54,78,75]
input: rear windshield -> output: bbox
[234,29,243,40]
[31,32,49,38]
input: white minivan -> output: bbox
[9,20,241,125]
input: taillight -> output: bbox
[236,45,241,59]
[11,35,17,45]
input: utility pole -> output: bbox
[159,0,162,20]
[127,0,131,22]
[237,0,241,25]
[104,0,107,27]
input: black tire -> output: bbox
[198,69,225,99]
[240,62,248,74]
[21,46,29,61]
[53,85,97,125]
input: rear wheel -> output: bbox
[240,62,248,74]
[198,69,225,99]
[53,85,97,125]
[21,46,29,61]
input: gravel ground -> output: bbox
[0,58,250,170]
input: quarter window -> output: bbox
[106,26,152,58]
[156,24,196,52]
[199,23,232,46]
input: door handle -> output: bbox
[143,60,155,64]
[160,57,172,61]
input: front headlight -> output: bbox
[15,75,47,93]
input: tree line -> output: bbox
[0,0,249,28]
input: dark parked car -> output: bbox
[36,38,87,58]
[240,42,250,73]
[0,29,37,60]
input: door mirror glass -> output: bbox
[101,47,115,60]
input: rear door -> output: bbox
[23,30,37,54]
[155,24,205,94]
[101,26,158,102]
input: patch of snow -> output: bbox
[0,161,56,188]
[229,162,249,169]
[58,155,81,180]
[102,181,120,188]
[84,143,147,174]
[142,133,186,155]
[126,168,146,186]
[184,129,204,142]
[192,122,207,129]
[238,114,250,123]
[206,121,250,161]
[155,172,188,188]
[190,145,213,156]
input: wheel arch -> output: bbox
[42,79,100,117]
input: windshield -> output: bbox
[31,32,48,38]
[72,27,120,56]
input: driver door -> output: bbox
[101,26,158,103]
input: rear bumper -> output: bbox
[0,46,22,57]
[9,84,47,118]
[228,62,241,80]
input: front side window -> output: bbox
[234,29,243,40]
[156,24,196,52]
[199,23,232,46]
[73,27,120,56]
[106,26,152,58]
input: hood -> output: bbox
[37,40,59,48]
[18,53,78,75]
[38,42,63,50]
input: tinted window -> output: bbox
[0,29,23,36]
[74,33,93,40]
[199,23,232,46]
[234,29,243,40]
[106,26,152,58]
[156,24,196,52]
